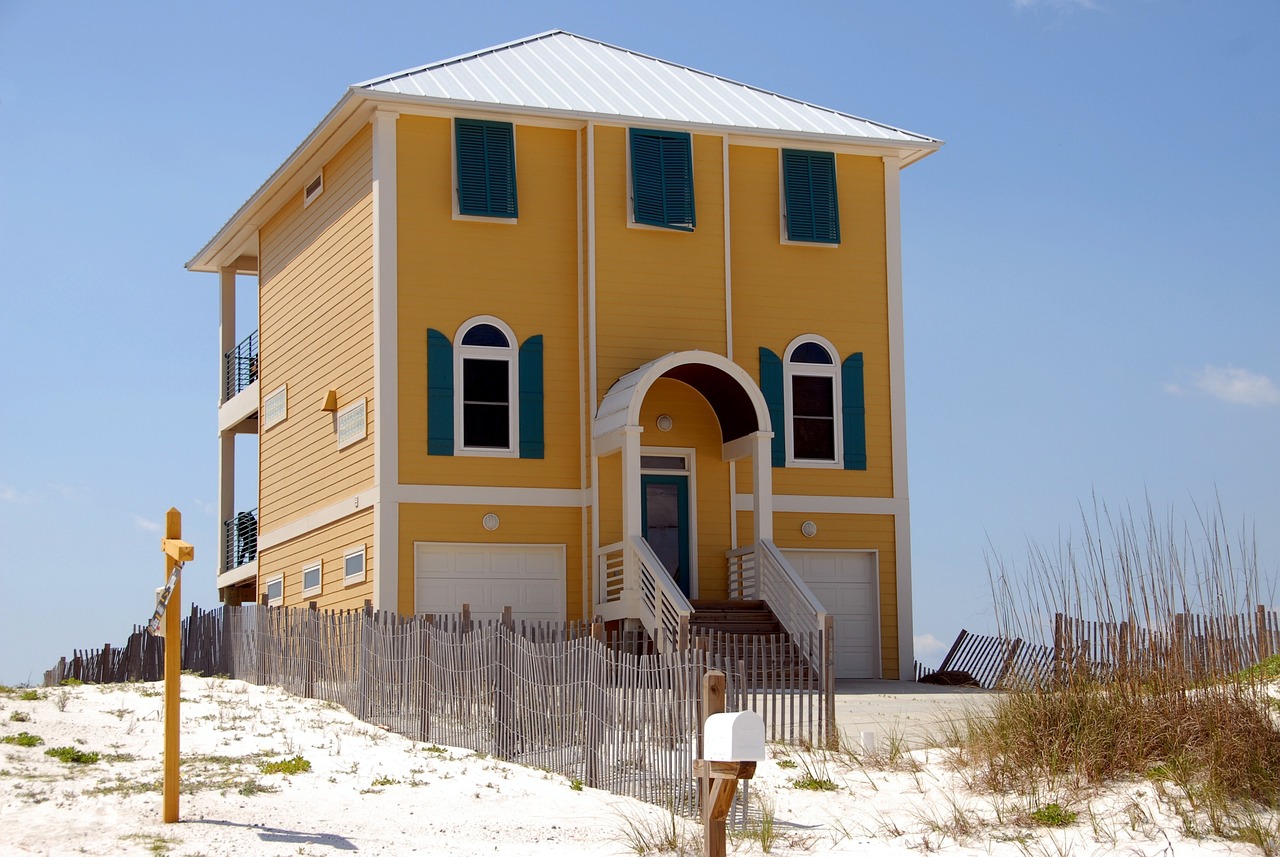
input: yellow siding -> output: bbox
[258,126,375,533]
[257,509,375,610]
[765,511,899,679]
[396,116,582,489]
[728,144,894,499]
[398,503,586,620]
[636,379,733,599]
[593,126,727,394]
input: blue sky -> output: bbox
[1,1,1276,683]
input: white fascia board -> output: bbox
[397,484,589,507]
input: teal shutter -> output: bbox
[456,119,518,218]
[427,329,454,455]
[842,352,866,470]
[630,128,695,231]
[782,150,840,244]
[759,347,786,468]
[518,335,544,459]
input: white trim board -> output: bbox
[258,489,376,551]
[397,484,589,507]
[734,494,906,515]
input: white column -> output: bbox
[752,431,773,543]
[620,426,644,543]
[372,109,400,613]
[217,267,237,576]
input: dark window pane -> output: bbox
[463,403,510,448]
[461,324,509,348]
[793,416,835,460]
[463,358,508,403]
[640,455,685,471]
[792,375,834,417]
[791,341,833,365]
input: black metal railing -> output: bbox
[222,330,259,402]
[223,508,258,571]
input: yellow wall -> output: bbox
[396,116,582,489]
[398,503,586,620]
[728,144,893,499]
[258,126,375,533]
[257,509,375,610]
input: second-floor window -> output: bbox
[785,337,840,464]
[455,119,518,218]
[782,149,840,244]
[629,128,695,231]
[457,319,517,453]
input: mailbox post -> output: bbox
[694,670,766,857]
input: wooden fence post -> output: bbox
[699,669,728,857]
[1258,605,1272,662]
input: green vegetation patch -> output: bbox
[45,746,99,764]
[790,773,838,791]
[258,755,311,775]
[18,690,41,702]
[1029,803,1077,828]
[1,732,44,747]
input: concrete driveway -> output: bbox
[830,680,999,750]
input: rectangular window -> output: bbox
[782,149,840,244]
[262,384,287,430]
[303,171,323,207]
[265,575,284,607]
[343,545,366,585]
[791,375,836,460]
[336,398,367,449]
[455,119,518,218]
[301,561,322,598]
[629,128,695,231]
[461,357,511,449]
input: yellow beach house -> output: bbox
[187,31,941,680]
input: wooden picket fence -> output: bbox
[919,604,1280,690]
[45,603,831,816]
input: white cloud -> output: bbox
[914,633,949,659]
[1193,365,1280,406]
[132,514,162,534]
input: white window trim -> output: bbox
[336,397,367,450]
[453,315,519,458]
[262,383,288,431]
[343,544,367,586]
[778,149,841,248]
[303,171,324,208]
[265,574,284,607]
[783,334,843,469]
[301,560,323,599]
[451,118,519,224]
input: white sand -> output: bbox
[1,676,1274,856]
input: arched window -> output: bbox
[456,317,518,455]
[784,335,841,465]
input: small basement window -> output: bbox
[336,398,367,449]
[301,561,322,598]
[265,575,284,607]
[263,384,287,430]
[304,172,324,207]
[343,545,366,585]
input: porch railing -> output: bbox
[223,507,258,571]
[222,330,259,402]
[726,540,828,671]
[593,537,692,653]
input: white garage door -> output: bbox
[783,550,879,679]
[414,543,566,621]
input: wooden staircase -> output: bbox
[689,600,817,684]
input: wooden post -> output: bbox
[160,508,194,824]
[700,670,727,857]
[1258,605,1272,662]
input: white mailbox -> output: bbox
[703,711,766,762]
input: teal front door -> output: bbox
[641,473,691,597]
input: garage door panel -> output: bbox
[414,543,566,622]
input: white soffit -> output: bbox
[358,30,940,148]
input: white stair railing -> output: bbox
[593,537,692,653]
[725,540,829,672]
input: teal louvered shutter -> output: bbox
[841,352,866,470]
[518,335,544,459]
[630,129,695,231]
[783,150,840,244]
[456,119,518,218]
[427,329,454,455]
[759,347,786,468]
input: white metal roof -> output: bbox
[359,30,939,148]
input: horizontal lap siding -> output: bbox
[258,126,375,534]
[593,127,727,393]
[728,145,893,499]
[258,508,374,611]
[398,503,585,620]
[396,116,581,489]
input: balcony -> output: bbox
[219,508,258,588]
[219,331,259,433]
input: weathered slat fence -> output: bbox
[919,605,1280,690]
[45,603,832,817]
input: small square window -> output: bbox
[263,384,287,430]
[265,575,284,607]
[301,561,322,598]
[455,119,518,218]
[336,398,367,449]
[343,545,366,585]
[629,128,695,231]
